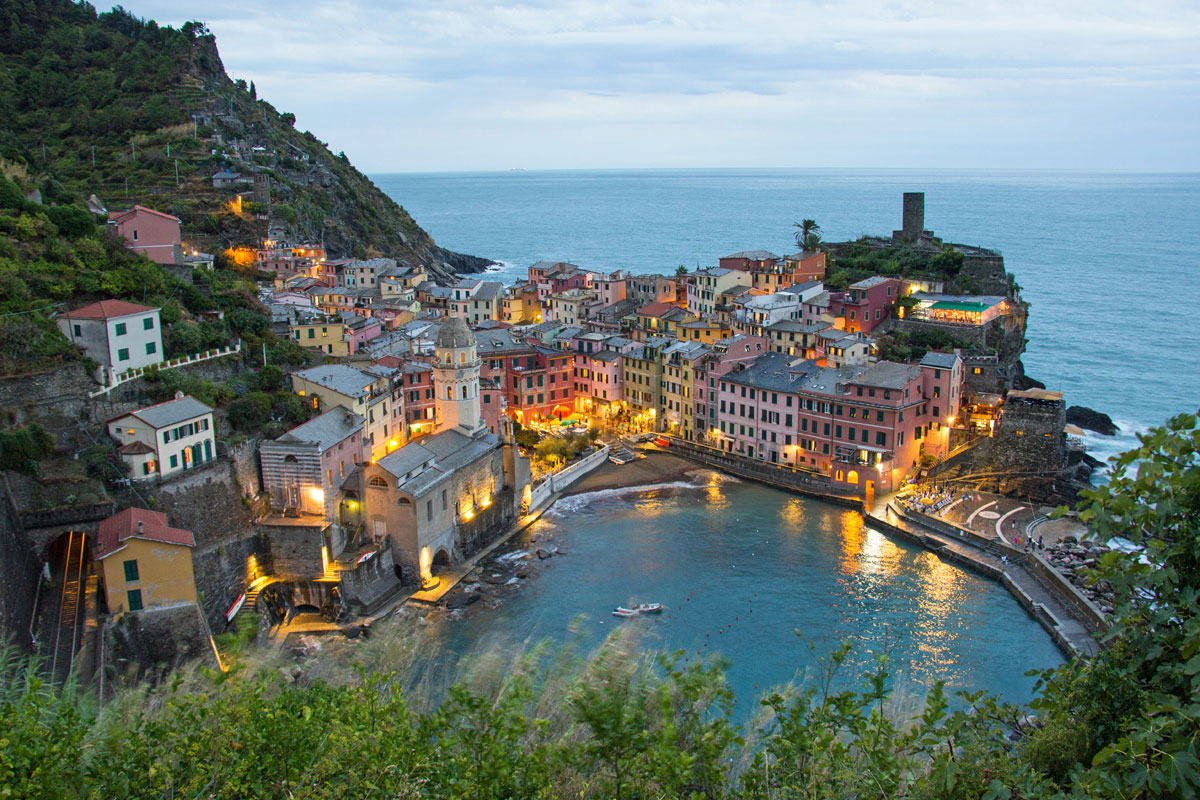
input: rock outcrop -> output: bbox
[1067,406,1119,436]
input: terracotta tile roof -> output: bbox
[636,301,679,318]
[108,204,182,224]
[97,507,195,559]
[63,300,157,320]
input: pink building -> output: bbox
[829,276,902,334]
[919,351,964,456]
[594,270,628,306]
[108,206,182,265]
[345,315,384,354]
[714,353,931,492]
[692,335,769,441]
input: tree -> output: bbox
[1030,412,1200,796]
[794,218,822,251]
[675,264,688,277]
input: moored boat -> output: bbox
[612,607,637,617]
[636,603,663,614]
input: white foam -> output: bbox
[494,550,530,563]
[1080,417,1151,483]
[547,480,703,517]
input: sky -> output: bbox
[136,0,1199,172]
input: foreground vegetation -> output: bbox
[1,412,1197,798]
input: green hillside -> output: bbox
[0,1,489,278]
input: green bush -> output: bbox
[0,424,55,472]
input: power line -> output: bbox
[0,302,64,319]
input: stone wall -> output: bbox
[105,602,218,683]
[959,252,1008,295]
[260,521,326,580]
[454,487,515,559]
[148,462,256,550]
[228,438,262,498]
[0,479,39,648]
[192,532,267,631]
[0,362,96,424]
[993,394,1067,473]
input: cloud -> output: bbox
[132,0,1200,170]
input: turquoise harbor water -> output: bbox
[420,478,1064,712]
[376,168,1200,465]
[371,169,1196,708]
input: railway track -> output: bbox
[49,531,87,685]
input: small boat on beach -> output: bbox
[636,603,663,614]
[612,607,638,618]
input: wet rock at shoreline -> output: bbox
[1067,406,1119,436]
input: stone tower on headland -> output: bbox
[893,192,930,244]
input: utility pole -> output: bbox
[42,142,46,160]
[91,146,95,167]
[174,159,179,185]
[124,176,128,197]
[262,341,268,366]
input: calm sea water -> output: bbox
[377,168,1200,463]
[420,478,1064,713]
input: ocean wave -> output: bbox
[1081,418,1151,482]
[547,480,704,516]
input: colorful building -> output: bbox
[108,394,216,479]
[97,508,197,618]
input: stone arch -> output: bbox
[284,454,298,463]
[368,476,388,488]
[432,548,452,570]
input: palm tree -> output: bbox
[793,219,822,251]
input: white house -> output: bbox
[108,393,216,480]
[58,300,163,385]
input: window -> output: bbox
[127,589,143,611]
[169,454,178,468]
[117,348,130,362]
[146,342,156,355]
[73,324,81,337]
[123,560,139,582]
[115,322,127,336]
[427,501,433,521]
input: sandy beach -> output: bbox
[564,450,706,495]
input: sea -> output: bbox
[413,477,1065,717]
[369,169,1199,710]
[375,168,1200,466]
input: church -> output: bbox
[354,317,531,586]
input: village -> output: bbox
[8,190,1102,684]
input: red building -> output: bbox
[783,251,827,283]
[475,329,576,424]
[108,206,182,265]
[718,250,780,272]
[829,276,902,334]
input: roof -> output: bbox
[850,362,922,391]
[1007,389,1065,403]
[376,429,500,496]
[109,204,181,225]
[930,300,991,312]
[849,276,895,289]
[723,352,814,393]
[97,507,194,559]
[723,250,779,261]
[293,365,378,398]
[785,251,823,260]
[636,301,679,318]
[63,300,157,320]
[435,317,475,349]
[117,441,155,455]
[213,170,240,179]
[274,407,364,452]
[920,351,960,369]
[119,395,213,429]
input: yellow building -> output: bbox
[674,319,731,344]
[290,319,350,356]
[97,508,197,618]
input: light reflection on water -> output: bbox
[428,480,1064,714]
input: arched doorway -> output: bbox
[432,548,452,576]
